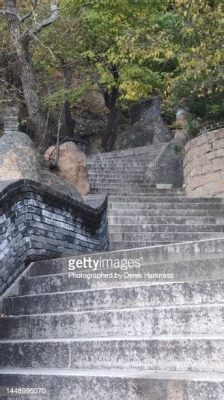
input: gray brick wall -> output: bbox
[0,180,108,295]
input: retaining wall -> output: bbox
[0,180,108,295]
[184,128,224,197]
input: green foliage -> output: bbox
[0,0,223,129]
[186,118,201,138]
[165,0,224,125]
[57,0,170,105]
[43,82,91,109]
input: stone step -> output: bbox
[87,153,159,163]
[91,183,151,189]
[108,208,224,217]
[88,171,145,177]
[87,153,159,162]
[1,304,224,340]
[87,163,151,169]
[27,237,224,277]
[87,165,149,172]
[19,256,224,294]
[108,202,224,210]
[109,224,224,233]
[87,166,147,171]
[88,144,162,157]
[89,178,146,184]
[89,174,146,180]
[93,188,185,195]
[109,231,224,243]
[0,336,223,371]
[4,280,224,316]
[87,157,153,164]
[109,241,179,250]
[0,369,223,400]
[109,195,188,200]
[108,197,224,204]
[108,216,219,225]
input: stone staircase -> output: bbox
[87,144,224,250]
[1,144,224,398]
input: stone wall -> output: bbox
[0,180,108,295]
[184,128,224,197]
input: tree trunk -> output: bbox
[102,85,120,152]
[61,60,75,138]
[101,65,120,152]
[17,38,46,142]
[4,0,51,145]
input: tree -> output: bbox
[0,0,58,144]
[51,0,170,151]
[165,0,224,124]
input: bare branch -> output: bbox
[0,9,20,19]
[21,0,38,23]
[32,2,58,36]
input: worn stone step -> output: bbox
[109,232,224,243]
[108,197,223,204]
[87,154,159,163]
[87,164,151,169]
[91,183,151,188]
[88,144,162,157]
[88,171,145,176]
[109,241,178,250]
[4,280,224,316]
[27,237,224,277]
[1,304,224,340]
[108,208,224,217]
[109,224,224,233]
[89,175,146,180]
[87,153,159,163]
[108,216,218,225]
[110,196,222,204]
[0,369,223,400]
[87,160,152,167]
[89,179,146,185]
[109,190,184,195]
[87,166,147,172]
[108,202,224,210]
[19,256,224,296]
[93,188,187,195]
[87,155,156,162]
[0,336,223,371]
[108,196,187,203]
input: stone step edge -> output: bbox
[23,254,224,278]
[27,237,224,276]
[5,278,224,301]
[1,334,224,343]
[2,302,224,319]
[0,368,223,381]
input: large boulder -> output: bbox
[44,142,90,197]
[113,97,173,150]
[0,131,40,181]
[0,131,82,201]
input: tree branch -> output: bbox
[0,9,19,19]
[21,0,38,23]
[32,2,58,36]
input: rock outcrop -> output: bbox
[113,97,173,150]
[44,142,90,197]
[145,139,184,188]
[0,131,82,201]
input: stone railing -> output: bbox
[184,127,224,197]
[0,180,108,295]
[199,121,224,135]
